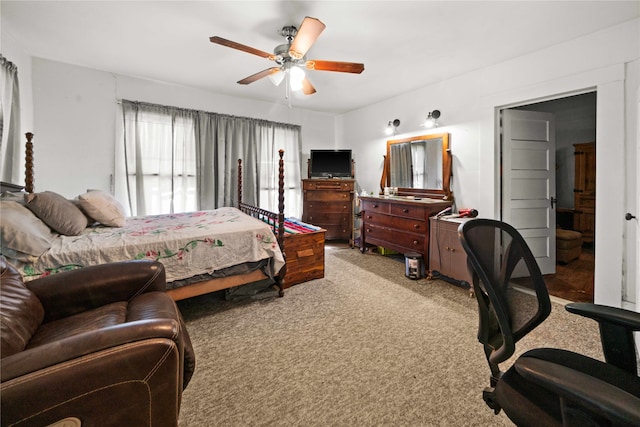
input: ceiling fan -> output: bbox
[209,16,365,96]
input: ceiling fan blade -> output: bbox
[289,17,326,59]
[238,67,281,85]
[306,60,364,74]
[210,36,274,59]
[301,78,316,95]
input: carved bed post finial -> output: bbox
[25,132,34,193]
[237,158,242,206]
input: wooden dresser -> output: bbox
[429,217,473,287]
[359,195,452,261]
[573,142,595,243]
[302,179,354,242]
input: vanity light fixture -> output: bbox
[386,119,400,135]
[424,110,441,128]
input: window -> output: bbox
[118,101,302,218]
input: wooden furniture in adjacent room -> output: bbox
[359,195,451,261]
[573,142,595,243]
[429,217,473,288]
[302,179,355,243]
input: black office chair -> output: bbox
[458,218,640,427]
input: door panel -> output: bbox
[502,109,556,274]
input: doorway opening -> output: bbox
[509,91,596,302]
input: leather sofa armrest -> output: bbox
[1,318,180,382]
[1,336,182,427]
[515,356,640,426]
[28,260,167,321]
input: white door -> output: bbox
[502,109,556,274]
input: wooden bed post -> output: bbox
[25,132,34,193]
[237,158,242,205]
[276,149,286,296]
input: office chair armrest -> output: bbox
[515,356,640,427]
[565,303,640,331]
[565,303,640,374]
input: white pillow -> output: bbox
[76,190,126,227]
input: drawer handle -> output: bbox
[413,224,420,229]
[403,208,409,213]
[366,228,372,232]
[367,215,372,219]
[413,240,419,245]
[373,204,378,208]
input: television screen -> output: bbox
[310,149,352,178]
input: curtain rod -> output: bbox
[116,98,301,130]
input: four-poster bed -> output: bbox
[1,133,325,300]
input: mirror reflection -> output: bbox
[389,137,444,189]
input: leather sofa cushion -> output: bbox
[1,258,45,357]
[27,302,127,349]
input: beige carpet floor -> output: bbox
[176,246,603,426]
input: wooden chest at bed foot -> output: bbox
[282,229,326,288]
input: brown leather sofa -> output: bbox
[1,256,196,427]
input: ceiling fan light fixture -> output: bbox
[289,66,306,91]
[209,16,363,97]
[269,70,285,86]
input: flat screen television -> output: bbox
[310,149,352,178]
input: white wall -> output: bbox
[29,58,337,199]
[340,19,639,307]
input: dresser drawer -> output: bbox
[304,212,350,225]
[305,191,353,202]
[390,216,427,233]
[361,200,391,214]
[323,225,351,240]
[304,201,351,214]
[390,203,427,220]
[304,180,354,191]
[361,211,392,227]
[363,224,424,251]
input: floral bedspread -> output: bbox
[19,207,285,282]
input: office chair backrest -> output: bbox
[458,219,552,375]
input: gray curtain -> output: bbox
[0,55,21,184]
[119,100,301,217]
[390,142,412,188]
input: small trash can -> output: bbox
[405,252,424,280]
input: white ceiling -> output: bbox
[2,1,638,114]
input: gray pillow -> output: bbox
[24,191,88,236]
[0,201,58,257]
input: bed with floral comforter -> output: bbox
[17,207,285,286]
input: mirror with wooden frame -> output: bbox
[380,133,452,200]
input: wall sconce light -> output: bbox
[423,110,441,128]
[386,119,400,135]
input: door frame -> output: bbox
[486,63,627,307]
